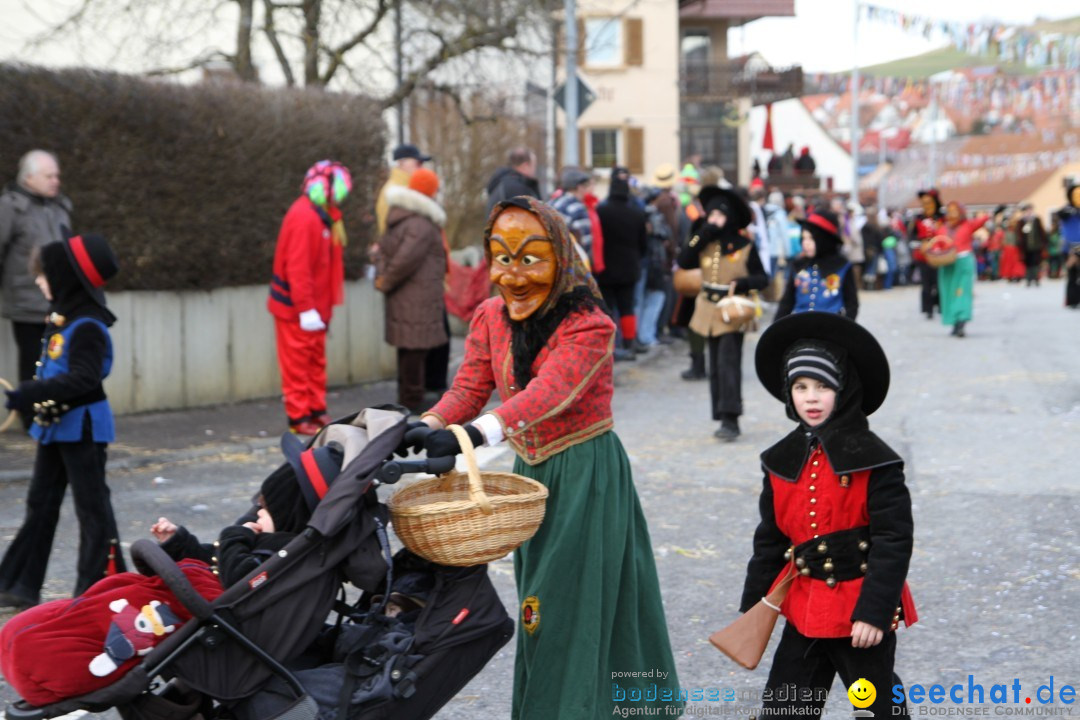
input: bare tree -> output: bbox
[20,0,558,110]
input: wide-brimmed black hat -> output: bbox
[755,312,890,415]
[797,210,843,253]
[697,185,751,229]
[281,432,345,512]
[60,233,118,309]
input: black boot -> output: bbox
[681,352,706,380]
[714,415,740,441]
[955,320,966,338]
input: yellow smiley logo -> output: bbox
[847,678,876,709]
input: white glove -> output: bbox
[299,309,326,332]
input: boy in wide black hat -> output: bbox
[0,234,127,609]
[676,185,769,440]
[775,209,859,320]
[738,311,916,717]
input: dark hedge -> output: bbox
[0,65,385,291]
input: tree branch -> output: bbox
[23,0,97,48]
[261,0,296,86]
[428,82,500,125]
[378,20,519,111]
[234,0,257,81]
[319,0,391,86]
[143,50,231,77]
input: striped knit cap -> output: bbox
[784,340,844,393]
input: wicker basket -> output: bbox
[388,424,548,566]
[0,378,16,433]
[922,236,957,268]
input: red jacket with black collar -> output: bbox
[425,296,615,465]
[742,444,918,638]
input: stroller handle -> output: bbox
[130,539,215,621]
[376,455,456,484]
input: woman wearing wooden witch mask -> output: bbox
[418,197,683,719]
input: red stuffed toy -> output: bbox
[0,560,222,706]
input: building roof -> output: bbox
[931,168,1056,209]
[881,133,1080,210]
[679,0,794,23]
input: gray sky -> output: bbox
[730,0,1080,73]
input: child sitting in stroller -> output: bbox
[151,433,345,587]
[3,409,513,720]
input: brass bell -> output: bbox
[858,540,870,552]
[825,576,837,588]
[817,542,827,554]
[800,567,811,576]
[783,547,792,561]
[860,562,868,574]
[795,557,806,569]
[823,559,834,573]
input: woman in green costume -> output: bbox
[417,196,683,719]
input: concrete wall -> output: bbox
[0,280,397,415]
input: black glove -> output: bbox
[423,424,485,458]
[4,390,21,412]
[394,420,430,458]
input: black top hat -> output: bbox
[392,144,432,162]
[280,432,346,513]
[755,312,890,415]
[61,233,118,309]
[797,210,843,255]
[698,185,752,230]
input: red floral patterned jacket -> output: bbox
[424,296,615,465]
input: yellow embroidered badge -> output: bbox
[47,333,65,360]
[522,595,540,635]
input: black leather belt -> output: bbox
[784,526,871,587]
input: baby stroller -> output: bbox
[4,407,515,720]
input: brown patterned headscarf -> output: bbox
[483,196,601,320]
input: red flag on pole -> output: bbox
[762,103,775,151]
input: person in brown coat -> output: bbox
[375,167,448,413]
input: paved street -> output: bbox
[1,279,1078,718]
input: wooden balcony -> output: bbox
[680,61,804,105]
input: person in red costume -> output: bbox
[743,311,917,718]
[408,197,682,719]
[936,201,996,338]
[267,160,352,435]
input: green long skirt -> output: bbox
[939,253,976,325]
[510,431,683,720]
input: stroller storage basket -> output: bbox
[389,425,547,566]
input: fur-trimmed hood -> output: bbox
[386,185,446,227]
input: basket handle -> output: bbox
[447,424,494,515]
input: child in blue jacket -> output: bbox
[0,233,126,608]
